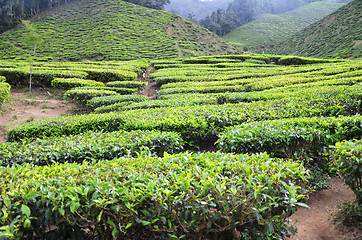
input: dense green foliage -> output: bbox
[0,81,10,106]
[217,116,362,158]
[223,1,344,49]
[51,78,105,89]
[87,94,149,109]
[271,0,362,58]
[1,54,361,238]
[0,0,78,33]
[331,139,362,206]
[0,60,147,87]
[0,0,237,61]
[106,81,147,90]
[65,88,120,105]
[0,152,307,239]
[0,130,183,166]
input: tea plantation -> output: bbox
[0,54,361,239]
[0,0,238,61]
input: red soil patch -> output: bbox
[0,87,74,143]
[289,177,361,240]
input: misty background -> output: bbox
[165,0,353,36]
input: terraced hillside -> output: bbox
[223,1,344,49]
[272,0,362,59]
[0,0,238,61]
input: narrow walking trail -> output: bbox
[139,66,159,100]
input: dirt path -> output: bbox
[140,67,159,100]
[0,88,74,143]
[289,177,361,240]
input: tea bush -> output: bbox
[51,78,105,89]
[330,139,362,206]
[217,116,362,158]
[0,130,183,166]
[64,88,119,105]
[106,81,147,89]
[0,152,307,239]
[0,82,10,106]
[86,94,148,109]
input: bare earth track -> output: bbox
[0,88,74,143]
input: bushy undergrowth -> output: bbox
[0,152,308,239]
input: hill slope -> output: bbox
[223,1,345,49]
[0,0,238,61]
[272,0,362,59]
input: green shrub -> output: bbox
[0,82,11,106]
[64,88,119,105]
[0,130,183,166]
[331,139,362,206]
[85,69,138,82]
[87,94,148,109]
[0,68,87,86]
[0,76,5,82]
[106,81,147,89]
[0,152,307,239]
[277,56,342,65]
[51,78,105,89]
[93,102,133,113]
[217,116,362,158]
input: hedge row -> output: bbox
[217,116,362,158]
[7,90,362,143]
[0,82,11,106]
[0,67,87,86]
[85,69,138,82]
[106,81,147,89]
[86,94,149,109]
[0,130,183,166]
[0,152,307,239]
[51,78,105,89]
[93,102,133,114]
[64,88,119,105]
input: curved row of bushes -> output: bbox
[0,152,308,239]
[7,89,362,143]
[217,116,362,158]
[86,94,149,109]
[51,78,105,89]
[0,130,183,166]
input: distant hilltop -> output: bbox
[0,0,238,61]
[271,0,361,59]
